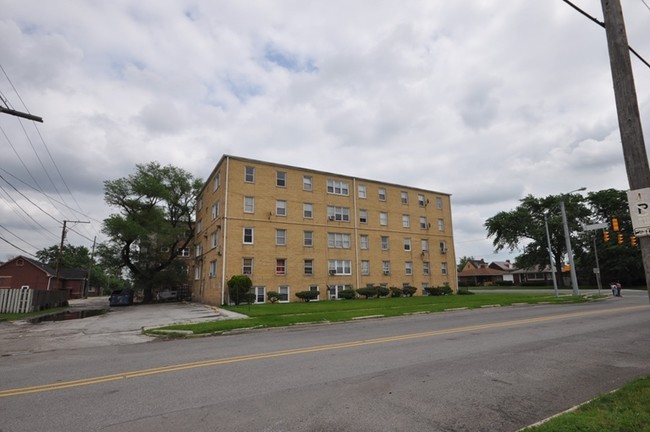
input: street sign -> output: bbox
[582,222,608,231]
[627,188,650,236]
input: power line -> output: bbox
[562,0,650,70]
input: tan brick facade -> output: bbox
[192,155,457,305]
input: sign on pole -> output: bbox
[627,188,650,237]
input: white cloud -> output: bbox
[1,0,649,263]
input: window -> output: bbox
[327,179,349,196]
[243,227,254,244]
[276,200,287,216]
[304,231,313,247]
[304,259,314,275]
[380,212,388,226]
[194,265,201,280]
[210,232,218,249]
[381,236,389,250]
[303,175,313,191]
[276,229,287,246]
[276,171,286,187]
[328,259,352,275]
[439,240,448,253]
[418,194,426,207]
[195,244,202,257]
[361,260,370,275]
[401,191,408,204]
[360,234,369,250]
[441,262,448,275]
[309,285,320,301]
[303,203,313,219]
[403,238,412,251]
[437,218,445,232]
[359,209,367,224]
[276,259,286,275]
[423,261,430,275]
[378,188,386,201]
[244,196,254,213]
[245,166,255,183]
[402,214,410,228]
[196,219,203,233]
[382,261,391,275]
[209,260,217,278]
[243,258,253,275]
[358,185,367,198]
[278,286,290,302]
[328,233,351,249]
[327,206,350,222]
[420,216,428,229]
[405,261,413,275]
[211,202,219,220]
[177,248,190,257]
[252,286,265,304]
[213,173,220,191]
[436,197,443,209]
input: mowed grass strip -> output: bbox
[521,375,650,432]
[153,293,590,335]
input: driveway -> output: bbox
[0,297,245,356]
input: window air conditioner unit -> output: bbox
[329,269,336,276]
[441,247,447,254]
[328,216,335,221]
[383,270,390,276]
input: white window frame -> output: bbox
[276,258,287,275]
[418,194,426,207]
[213,173,220,191]
[441,262,448,275]
[278,285,290,303]
[276,171,287,187]
[382,261,391,275]
[304,231,313,247]
[303,175,313,191]
[405,261,413,275]
[303,203,313,219]
[243,227,254,244]
[276,200,287,216]
[400,191,408,204]
[381,236,389,250]
[421,239,429,252]
[358,185,367,199]
[360,234,369,250]
[304,259,314,275]
[252,286,265,304]
[380,212,388,226]
[403,238,411,251]
[244,196,254,213]
[243,258,253,276]
[328,233,351,249]
[359,209,368,224]
[438,218,445,231]
[327,206,350,222]
[361,260,370,276]
[328,259,352,275]
[309,284,320,301]
[378,188,386,201]
[423,261,430,275]
[210,232,218,249]
[327,179,349,196]
[245,166,255,183]
[209,260,217,278]
[276,229,287,246]
[420,216,428,229]
[402,214,410,228]
[436,197,443,209]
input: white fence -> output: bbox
[0,288,33,313]
[0,288,69,314]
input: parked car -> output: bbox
[109,289,134,306]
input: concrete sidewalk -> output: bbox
[0,297,247,356]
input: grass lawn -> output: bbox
[150,292,595,335]
[0,306,67,322]
[521,375,650,432]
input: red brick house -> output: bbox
[0,256,88,299]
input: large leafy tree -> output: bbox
[484,194,591,286]
[102,162,203,303]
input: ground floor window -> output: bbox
[309,284,320,301]
[252,286,265,304]
[328,284,352,299]
[278,285,290,302]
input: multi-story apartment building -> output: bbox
[192,155,457,306]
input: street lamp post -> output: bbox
[544,212,559,297]
[560,187,586,296]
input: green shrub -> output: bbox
[338,289,357,300]
[389,287,403,298]
[357,287,378,299]
[267,291,280,303]
[402,286,417,297]
[227,275,253,305]
[295,290,319,302]
[425,284,453,296]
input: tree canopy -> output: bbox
[484,189,643,286]
[102,162,203,302]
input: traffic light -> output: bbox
[611,217,620,232]
[617,233,624,244]
[603,230,610,242]
[631,236,638,247]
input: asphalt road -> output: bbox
[1,292,649,431]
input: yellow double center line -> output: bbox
[1,304,647,398]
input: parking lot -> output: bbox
[0,297,244,356]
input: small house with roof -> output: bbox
[0,255,88,299]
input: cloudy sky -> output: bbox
[1,1,649,264]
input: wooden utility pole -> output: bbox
[600,0,650,302]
